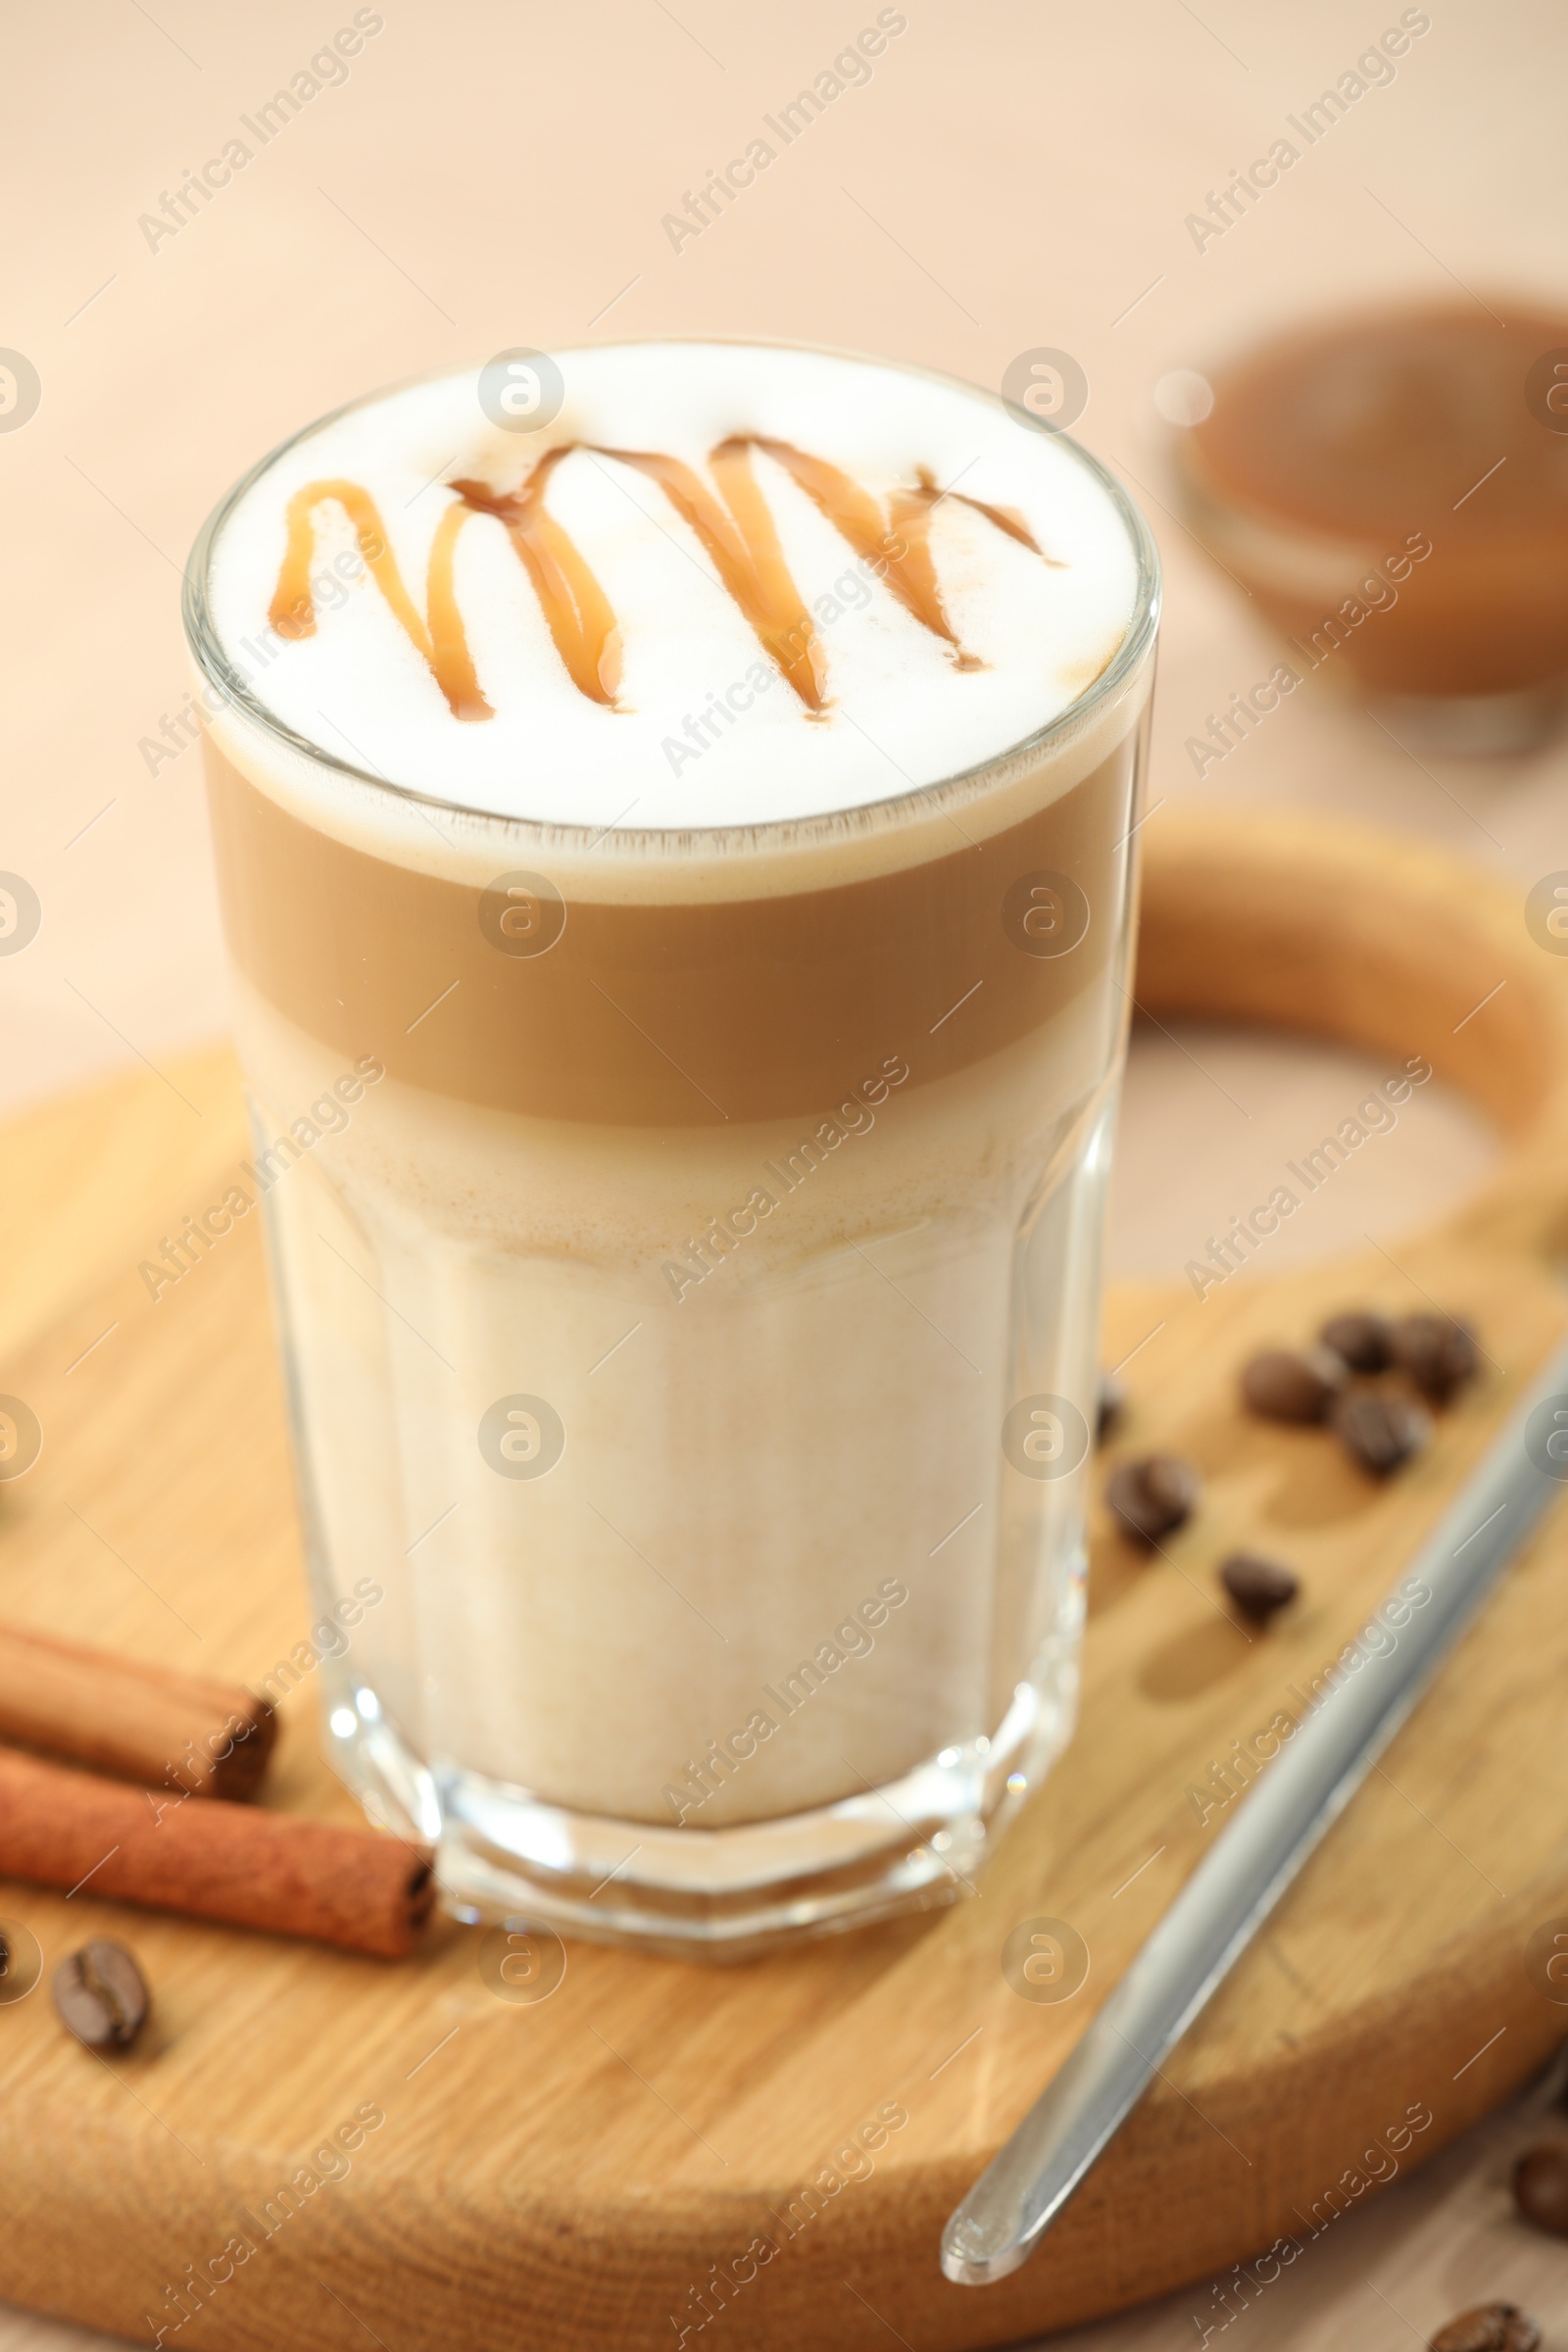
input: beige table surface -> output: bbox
[5,0,1568,2343]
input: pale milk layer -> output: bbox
[203,341,1143,841]
[236,971,1114,1822]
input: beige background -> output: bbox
[5,0,1568,2343]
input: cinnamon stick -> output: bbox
[0,1623,275,1799]
[0,1750,432,1957]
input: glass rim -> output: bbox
[181,334,1162,858]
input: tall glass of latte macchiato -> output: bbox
[185,341,1158,1954]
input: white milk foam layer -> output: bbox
[206,342,1141,834]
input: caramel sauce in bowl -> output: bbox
[1173,300,1568,751]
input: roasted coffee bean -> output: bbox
[1096,1373,1126,1447]
[1105,1454,1200,1544]
[1512,2140,1568,2236]
[1318,1309,1395,1374]
[1393,1312,1480,1403]
[1218,1552,1299,1623]
[52,1939,149,2050]
[1240,1345,1347,1425]
[1331,1390,1432,1478]
[1428,2303,1541,2352]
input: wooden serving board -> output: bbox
[4,808,1568,2352]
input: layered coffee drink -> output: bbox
[186,341,1157,1950]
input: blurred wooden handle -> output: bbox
[1137,807,1568,1255]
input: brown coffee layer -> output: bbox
[205,742,1137,1126]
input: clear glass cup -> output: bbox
[184,358,1159,1956]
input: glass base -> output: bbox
[1366,682,1565,757]
[319,1626,1081,1960]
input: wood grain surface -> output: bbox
[1,808,1566,2352]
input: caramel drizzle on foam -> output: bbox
[268,438,1056,722]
